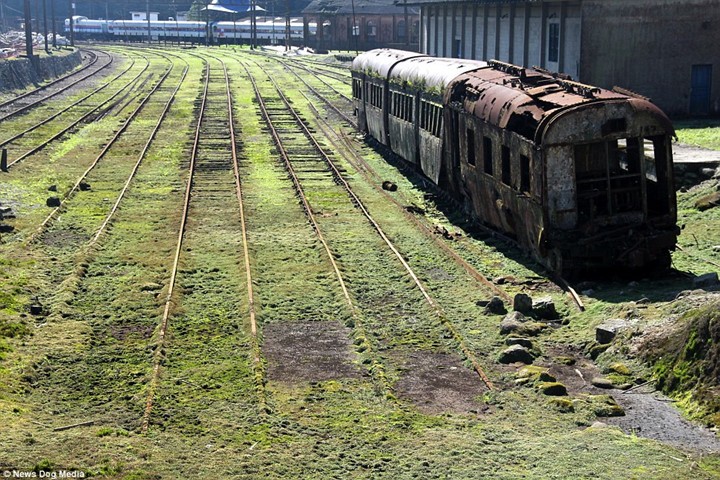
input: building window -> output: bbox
[367,20,377,37]
[397,20,406,41]
[548,23,559,63]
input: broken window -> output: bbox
[501,146,511,185]
[520,155,531,193]
[483,136,493,175]
[548,23,560,63]
[575,138,643,225]
[645,136,670,216]
[467,129,476,166]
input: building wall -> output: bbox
[421,1,582,79]
[304,12,419,51]
[581,0,720,116]
[418,0,718,116]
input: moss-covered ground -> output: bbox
[0,46,718,478]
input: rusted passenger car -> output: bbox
[352,49,678,275]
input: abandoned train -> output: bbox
[351,49,679,275]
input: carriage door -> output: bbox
[690,65,712,115]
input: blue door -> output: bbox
[690,64,712,115]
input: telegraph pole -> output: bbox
[68,0,74,46]
[251,0,256,49]
[23,0,34,58]
[146,0,151,43]
[43,0,49,52]
[285,0,290,51]
[51,0,56,48]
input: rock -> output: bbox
[505,337,533,349]
[695,191,720,211]
[607,362,631,375]
[554,356,576,366]
[494,276,506,285]
[596,319,628,344]
[518,322,549,337]
[381,180,397,191]
[516,365,554,382]
[590,395,625,417]
[29,304,43,315]
[693,272,719,289]
[590,421,608,428]
[538,382,568,396]
[46,197,61,207]
[591,377,614,389]
[48,185,57,192]
[547,398,574,412]
[701,167,716,178]
[588,343,610,360]
[513,293,533,313]
[79,181,91,191]
[712,245,720,252]
[498,345,535,364]
[484,296,506,315]
[500,311,527,334]
[532,296,558,320]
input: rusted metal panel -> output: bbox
[545,145,577,230]
[419,131,443,184]
[366,104,385,145]
[389,117,418,165]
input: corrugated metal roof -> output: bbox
[352,49,427,77]
[389,56,487,91]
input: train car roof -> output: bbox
[352,49,427,78]
[389,56,487,93]
[446,61,674,143]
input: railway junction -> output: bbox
[0,44,719,478]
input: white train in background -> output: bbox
[64,16,315,44]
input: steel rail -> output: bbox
[141,58,209,433]
[0,55,137,150]
[0,49,114,121]
[27,57,175,244]
[240,59,394,397]
[249,58,495,391]
[5,55,152,169]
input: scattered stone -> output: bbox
[713,245,720,252]
[498,344,535,364]
[404,205,425,215]
[494,276,506,285]
[538,382,568,396]
[500,311,527,334]
[505,337,533,349]
[595,319,628,344]
[607,362,631,376]
[590,394,625,417]
[617,383,634,390]
[532,296,558,320]
[29,304,43,315]
[484,296,506,315]
[46,197,61,207]
[590,421,609,428]
[79,181,91,191]
[588,343,610,360]
[695,191,720,211]
[513,293,533,313]
[381,180,397,191]
[547,398,574,412]
[693,272,719,289]
[554,356,576,366]
[518,321,550,337]
[48,185,57,192]
[591,377,614,389]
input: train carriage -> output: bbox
[352,49,678,276]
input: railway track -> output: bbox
[2,54,157,170]
[243,56,496,391]
[142,56,262,431]
[0,49,114,121]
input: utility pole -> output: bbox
[51,0,56,48]
[43,0,49,52]
[204,0,209,47]
[23,0,34,58]
[404,0,409,48]
[68,0,74,46]
[251,0,256,49]
[285,0,290,51]
[146,0,151,44]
